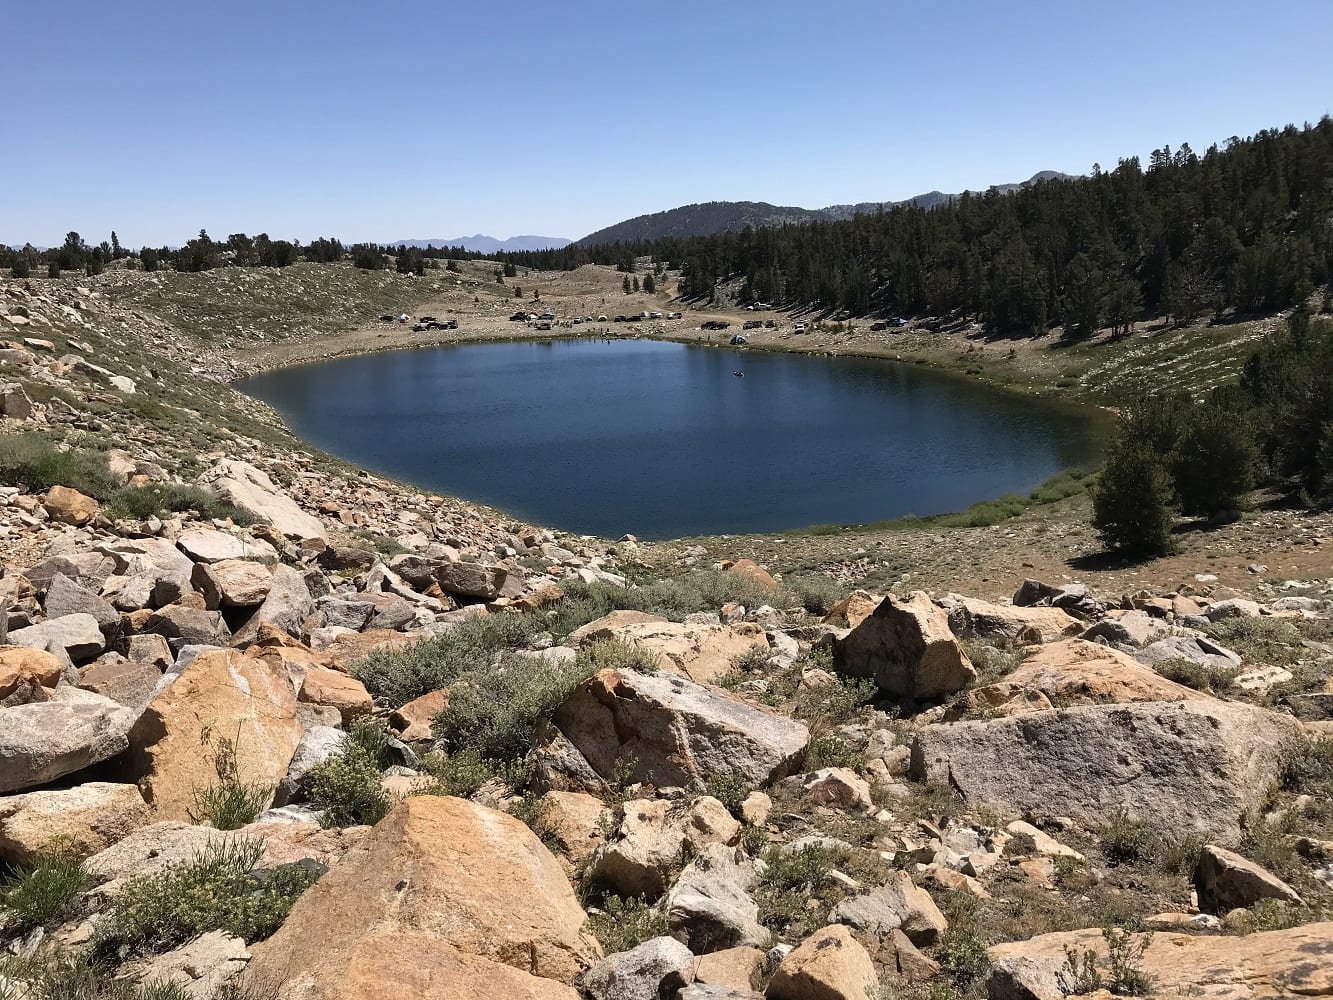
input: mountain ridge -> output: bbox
[386,234,572,253]
[577,171,1070,246]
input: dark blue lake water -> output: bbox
[238,339,1106,539]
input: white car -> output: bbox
[793,323,806,334]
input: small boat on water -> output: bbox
[732,370,744,378]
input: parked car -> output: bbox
[667,311,682,319]
[764,319,776,328]
[535,321,552,331]
[509,311,528,321]
[649,311,663,319]
[730,334,748,345]
[701,320,731,330]
[793,323,806,334]
[538,311,555,320]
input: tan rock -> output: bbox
[890,928,941,983]
[587,796,741,898]
[0,782,149,864]
[831,869,948,946]
[78,655,160,708]
[246,796,599,993]
[578,619,770,684]
[694,946,767,990]
[299,665,373,724]
[799,768,872,811]
[834,591,975,700]
[727,559,777,590]
[970,639,1200,712]
[42,485,98,526]
[123,649,301,820]
[0,646,64,698]
[390,688,449,742]
[766,924,877,1000]
[822,590,882,630]
[566,610,670,646]
[940,594,1082,642]
[538,791,608,868]
[986,922,1333,999]
[191,559,272,608]
[1005,820,1085,861]
[739,791,772,827]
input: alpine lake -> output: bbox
[238,338,1107,540]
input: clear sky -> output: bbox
[5,0,1331,248]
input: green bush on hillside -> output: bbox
[0,432,121,500]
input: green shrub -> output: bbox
[784,574,846,616]
[1099,808,1152,865]
[191,735,274,830]
[1171,403,1258,517]
[584,894,668,954]
[802,734,860,770]
[0,952,194,1000]
[704,772,752,816]
[350,611,544,706]
[0,433,121,500]
[543,572,781,640]
[793,670,875,729]
[1279,735,1333,795]
[98,839,319,957]
[1151,657,1234,694]
[416,748,524,799]
[937,927,992,988]
[754,844,881,942]
[306,743,392,829]
[104,483,261,526]
[1,850,87,932]
[432,650,597,763]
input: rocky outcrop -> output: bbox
[910,699,1300,839]
[1194,844,1304,914]
[834,591,976,700]
[766,924,878,1000]
[587,796,740,899]
[0,687,136,793]
[553,668,809,790]
[0,781,149,863]
[576,937,695,1000]
[568,613,770,684]
[830,869,948,946]
[122,648,301,820]
[197,459,325,540]
[986,922,1333,1000]
[666,843,768,952]
[246,796,600,994]
[938,594,1082,643]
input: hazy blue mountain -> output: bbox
[386,235,572,253]
[578,172,1071,246]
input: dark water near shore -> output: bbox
[238,339,1106,540]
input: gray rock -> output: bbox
[273,726,350,806]
[368,596,417,631]
[0,382,34,419]
[910,700,1300,841]
[666,843,768,952]
[1135,635,1242,671]
[196,459,322,541]
[127,931,249,1000]
[553,668,809,789]
[1081,610,1166,648]
[44,573,120,635]
[678,987,764,1000]
[831,869,948,945]
[576,936,695,1000]
[229,564,313,646]
[0,687,136,793]
[435,560,504,600]
[315,595,375,631]
[85,821,231,885]
[8,612,106,662]
[1194,844,1303,914]
[143,605,231,650]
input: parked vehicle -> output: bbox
[510,311,528,321]
[793,323,806,334]
[701,320,731,330]
[667,311,682,319]
[730,334,748,345]
[764,319,776,328]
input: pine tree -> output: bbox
[622,275,631,294]
[643,272,656,294]
[1093,442,1176,558]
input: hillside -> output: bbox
[577,172,1068,245]
[388,234,572,253]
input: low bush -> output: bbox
[1099,808,1152,866]
[0,432,121,500]
[755,843,888,942]
[802,733,860,770]
[433,650,598,762]
[1151,657,1235,694]
[104,483,261,526]
[98,839,320,958]
[1278,735,1333,796]
[0,951,194,1000]
[350,611,544,706]
[543,572,783,640]
[584,894,668,954]
[0,850,87,933]
[784,574,846,616]
[306,741,392,829]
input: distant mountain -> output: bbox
[386,234,572,254]
[577,172,1071,246]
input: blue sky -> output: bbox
[5,0,1331,247]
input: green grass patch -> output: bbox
[1,850,88,933]
[0,432,121,500]
[104,483,262,526]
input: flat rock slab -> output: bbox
[910,699,1300,840]
[0,688,136,793]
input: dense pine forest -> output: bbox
[507,120,1333,335]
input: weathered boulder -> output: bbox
[435,561,505,600]
[0,687,136,793]
[1135,634,1243,672]
[566,610,669,646]
[1081,610,1168,647]
[229,564,314,646]
[569,614,770,684]
[197,459,323,540]
[1194,844,1303,914]
[553,668,809,789]
[42,485,98,525]
[299,665,373,724]
[576,937,695,1000]
[0,382,34,419]
[910,700,1300,840]
[44,573,120,637]
[985,922,1333,1000]
[822,590,883,630]
[192,559,272,608]
[141,604,231,650]
[78,654,161,708]
[938,594,1082,643]
[123,648,301,820]
[85,821,230,885]
[389,688,448,742]
[830,870,948,946]
[834,591,975,700]
[8,612,106,662]
[126,931,249,1000]
[0,646,63,699]
[693,947,767,991]
[968,639,1202,712]
[537,790,608,869]
[589,796,740,899]
[246,796,599,994]
[727,559,777,590]
[666,843,768,952]
[796,767,873,811]
[0,781,149,864]
[766,924,878,1000]
[176,528,272,565]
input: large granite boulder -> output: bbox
[834,591,975,700]
[0,687,136,793]
[197,459,324,541]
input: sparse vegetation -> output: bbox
[306,735,392,829]
[97,839,320,958]
[0,952,194,1000]
[0,849,88,933]
[104,483,261,525]
[0,432,121,499]
[190,734,274,830]
[584,894,668,954]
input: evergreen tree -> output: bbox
[1060,253,1106,338]
[622,274,631,294]
[110,231,122,259]
[1093,442,1176,557]
[1170,404,1257,517]
[643,272,655,294]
